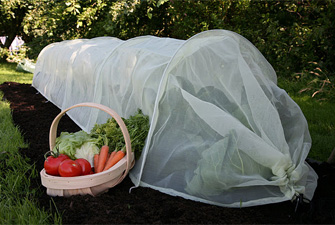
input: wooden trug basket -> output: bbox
[40,102,135,197]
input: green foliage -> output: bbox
[0,48,9,63]
[23,0,114,59]
[167,0,238,39]
[102,0,170,39]
[2,0,333,95]
[297,62,335,102]
[91,109,150,159]
[257,1,334,101]
[19,1,333,83]
[0,0,31,61]
[0,0,30,38]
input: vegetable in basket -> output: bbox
[95,145,109,173]
[58,159,82,177]
[90,109,150,160]
[44,153,70,176]
[44,148,93,176]
[52,130,101,167]
[75,158,93,175]
[74,142,100,167]
[103,149,125,171]
[93,147,126,173]
[52,109,150,172]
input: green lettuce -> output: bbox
[74,142,100,166]
[52,110,150,163]
[53,130,102,160]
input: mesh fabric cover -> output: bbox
[33,30,317,207]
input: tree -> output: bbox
[22,0,114,59]
[0,0,30,49]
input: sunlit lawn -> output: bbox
[0,62,61,224]
[0,62,33,84]
[278,78,335,161]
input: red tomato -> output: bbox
[58,159,82,177]
[44,154,70,176]
[75,158,92,175]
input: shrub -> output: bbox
[22,0,334,100]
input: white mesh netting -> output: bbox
[33,30,317,207]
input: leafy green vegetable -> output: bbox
[91,109,150,159]
[53,110,149,161]
[74,142,100,167]
[53,130,102,159]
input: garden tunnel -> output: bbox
[32,29,318,207]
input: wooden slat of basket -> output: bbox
[40,153,133,189]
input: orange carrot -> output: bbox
[93,154,99,172]
[103,149,125,171]
[103,150,117,171]
[105,153,111,168]
[96,145,109,173]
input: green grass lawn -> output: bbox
[0,92,61,224]
[0,62,33,84]
[293,96,335,161]
[278,78,335,161]
[0,62,61,224]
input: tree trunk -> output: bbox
[4,34,16,49]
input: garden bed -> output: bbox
[1,81,335,224]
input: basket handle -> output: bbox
[49,102,132,176]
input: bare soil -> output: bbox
[1,81,335,224]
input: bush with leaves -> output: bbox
[18,0,334,100]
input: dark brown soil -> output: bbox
[1,81,335,224]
